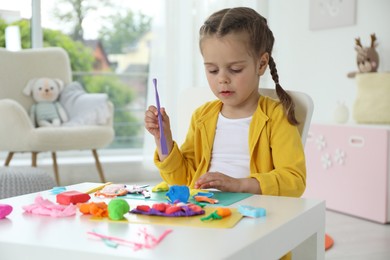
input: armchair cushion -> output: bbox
[59,82,111,126]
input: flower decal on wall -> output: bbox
[333,148,346,165]
[309,132,348,172]
[315,135,326,151]
[321,153,332,169]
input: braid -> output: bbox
[268,56,299,125]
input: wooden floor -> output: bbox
[325,210,390,260]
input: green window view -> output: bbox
[0,0,153,149]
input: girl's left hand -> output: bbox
[194,172,240,192]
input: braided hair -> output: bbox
[199,7,298,125]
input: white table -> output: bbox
[0,182,325,260]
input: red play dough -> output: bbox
[56,191,90,205]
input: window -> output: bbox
[0,0,156,150]
[0,1,31,50]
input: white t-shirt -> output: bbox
[208,113,252,178]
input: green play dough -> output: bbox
[108,199,130,220]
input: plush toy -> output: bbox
[347,34,379,78]
[23,77,68,127]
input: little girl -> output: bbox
[144,7,306,198]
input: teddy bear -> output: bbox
[23,77,68,127]
[347,34,379,78]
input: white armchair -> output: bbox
[0,47,115,184]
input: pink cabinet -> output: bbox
[303,123,390,223]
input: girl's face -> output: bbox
[201,32,267,118]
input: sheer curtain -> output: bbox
[143,0,268,168]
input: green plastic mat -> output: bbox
[121,188,252,206]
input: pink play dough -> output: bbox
[0,204,13,219]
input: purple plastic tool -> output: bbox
[153,78,168,155]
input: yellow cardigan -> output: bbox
[154,95,306,197]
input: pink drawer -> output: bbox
[303,123,390,223]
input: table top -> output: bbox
[0,182,325,260]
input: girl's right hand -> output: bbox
[144,105,160,138]
[144,105,173,160]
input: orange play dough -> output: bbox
[325,234,334,250]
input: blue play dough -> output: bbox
[51,186,66,195]
[165,185,190,203]
[238,205,266,218]
[195,192,214,198]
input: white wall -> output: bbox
[267,0,390,123]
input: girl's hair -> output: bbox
[199,7,298,125]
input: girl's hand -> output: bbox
[144,105,160,137]
[144,105,173,160]
[195,172,261,194]
[194,172,241,192]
